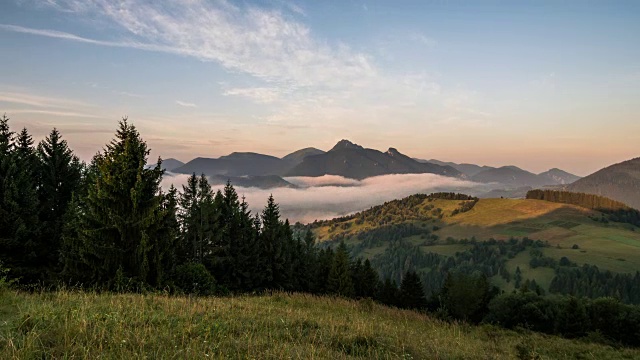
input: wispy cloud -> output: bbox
[2,109,104,118]
[0,90,91,109]
[175,100,197,108]
[16,0,375,89]
[223,87,282,104]
[2,0,491,142]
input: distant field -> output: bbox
[312,197,640,293]
[0,290,637,359]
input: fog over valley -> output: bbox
[162,173,492,223]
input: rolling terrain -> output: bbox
[310,194,640,295]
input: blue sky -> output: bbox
[0,0,639,175]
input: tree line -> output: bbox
[0,116,432,310]
[526,189,640,226]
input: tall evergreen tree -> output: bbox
[399,271,428,310]
[377,277,399,307]
[360,259,380,298]
[177,174,216,265]
[259,195,287,290]
[0,117,40,283]
[63,119,176,289]
[327,241,354,297]
[36,128,83,280]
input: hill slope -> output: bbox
[311,195,640,295]
[1,291,635,359]
[568,157,640,210]
[287,140,462,179]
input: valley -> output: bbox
[310,194,640,297]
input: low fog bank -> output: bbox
[161,173,496,224]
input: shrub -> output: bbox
[174,263,216,296]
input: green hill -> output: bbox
[1,290,637,359]
[310,194,640,296]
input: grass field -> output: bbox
[1,290,638,359]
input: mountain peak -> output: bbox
[387,147,400,156]
[330,139,364,152]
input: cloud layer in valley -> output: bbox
[162,173,492,224]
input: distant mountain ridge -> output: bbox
[162,142,581,189]
[173,152,288,177]
[159,158,184,172]
[422,159,494,177]
[281,147,325,167]
[285,140,462,180]
[568,157,640,210]
[423,159,581,188]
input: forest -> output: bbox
[1,115,640,347]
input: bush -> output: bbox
[0,261,16,292]
[174,263,216,296]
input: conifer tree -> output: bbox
[315,247,334,294]
[0,117,40,283]
[360,259,380,298]
[177,174,217,266]
[327,241,354,297]
[399,271,428,310]
[36,128,83,280]
[259,195,287,289]
[377,277,399,307]
[234,195,261,291]
[64,119,176,289]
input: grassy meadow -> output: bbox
[1,290,639,359]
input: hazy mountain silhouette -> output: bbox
[471,166,548,188]
[568,157,640,209]
[159,158,184,172]
[282,147,325,167]
[208,175,297,189]
[286,140,462,180]
[538,168,581,185]
[422,159,495,177]
[173,152,289,176]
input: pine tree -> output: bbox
[360,259,380,298]
[36,128,83,280]
[327,241,354,297]
[377,277,399,307]
[0,117,40,283]
[64,119,176,289]
[235,195,261,291]
[177,174,216,266]
[259,195,287,290]
[315,247,334,294]
[399,271,427,310]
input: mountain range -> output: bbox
[420,160,581,188]
[169,139,462,183]
[154,140,638,203]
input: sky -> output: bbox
[0,0,639,176]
